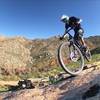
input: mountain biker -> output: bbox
[60,15,87,50]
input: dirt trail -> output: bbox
[0,61,100,100]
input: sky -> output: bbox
[0,0,100,39]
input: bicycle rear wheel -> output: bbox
[58,42,84,76]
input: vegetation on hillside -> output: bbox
[0,36,99,81]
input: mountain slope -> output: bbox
[0,35,99,80]
[86,35,100,48]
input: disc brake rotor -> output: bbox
[70,51,79,62]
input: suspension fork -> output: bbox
[68,40,76,56]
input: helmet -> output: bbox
[60,15,69,23]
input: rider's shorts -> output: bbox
[74,27,84,40]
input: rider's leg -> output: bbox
[74,27,84,43]
[74,28,87,51]
[79,37,86,47]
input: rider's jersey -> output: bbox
[65,16,81,30]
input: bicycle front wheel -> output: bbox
[58,42,84,76]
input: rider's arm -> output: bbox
[60,23,68,40]
[60,29,67,40]
[62,29,67,38]
[62,23,69,38]
[60,28,72,40]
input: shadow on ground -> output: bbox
[58,74,100,100]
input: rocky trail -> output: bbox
[0,61,100,100]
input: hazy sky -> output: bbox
[0,0,100,39]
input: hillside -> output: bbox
[86,36,100,47]
[0,35,99,80]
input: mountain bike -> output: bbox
[58,28,92,76]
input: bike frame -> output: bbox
[64,28,87,59]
